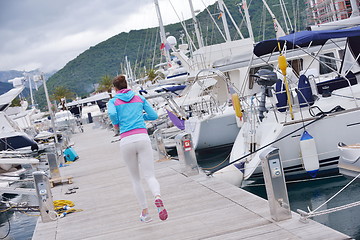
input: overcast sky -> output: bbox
[0,0,217,73]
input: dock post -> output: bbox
[47,153,61,179]
[259,147,292,221]
[154,129,170,160]
[33,171,55,222]
[175,132,199,176]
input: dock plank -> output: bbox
[32,125,350,240]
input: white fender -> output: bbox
[300,131,319,177]
[213,164,244,187]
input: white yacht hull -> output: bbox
[185,107,240,150]
[228,105,360,187]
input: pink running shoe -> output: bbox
[155,198,168,221]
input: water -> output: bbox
[3,146,359,239]
[0,182,38,240]
[196,146,360,240]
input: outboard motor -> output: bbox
[251,69,278,121]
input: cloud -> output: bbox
[0,0,216,72]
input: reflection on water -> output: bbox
[195,147,360,240]
[243,176,360,240]
[0,181,38,240]
[3,146,359,239]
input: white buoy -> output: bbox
[300,131,319,177]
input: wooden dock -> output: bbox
[32,124,350,240]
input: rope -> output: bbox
[298,173,360,219]
[53,200,83,218]
[0,205,14,213]
[311,172,360,213]
[201,153,231,170]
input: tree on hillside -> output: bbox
[147,69,164,83]
[96,74,113,93]
[10,97,21,107]
[50,86,75,110]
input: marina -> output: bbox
[1,0,360,239]
[6,124,350,239]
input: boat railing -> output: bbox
[185,97,222,118]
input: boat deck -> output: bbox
[32,124,350,240]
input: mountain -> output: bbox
[34,0,306,109]
[0,69,54,95]
[0,82,13,95]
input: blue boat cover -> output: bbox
[254,26,360,57]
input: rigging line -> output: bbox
[167,0,197,51]
[261,4,266,41]
[122,32,130,60]
[294,88,310,130]
[140,28,150,72]
[207,113,326,176]
[145,28,156,71]
[281,0,294,31]
[235,3,246,32]
[222,2,244,39]
[152,27,159,69]
[133,43,142,77]
[201,0,227,42]
[311,172,360,213]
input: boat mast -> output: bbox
[188,0,204,48]
[262,0,286,38]
[154,0,171,63]
[242,0,254,42]
[350,0,360,17]
[218,0,231,42]
[26,74,35,108]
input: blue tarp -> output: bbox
[253,26,360,57]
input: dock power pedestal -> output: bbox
[153,129,170,160]
[33,171,55,222]
[47,153,61,179]
[260,147,292,221]
[175,132,199,176]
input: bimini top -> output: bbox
[253,26,360,57]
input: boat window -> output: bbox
[288,59,303,76]
[319,52,338,75]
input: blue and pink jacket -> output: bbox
[107,89,158,138]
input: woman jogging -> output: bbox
[107,75,168,223]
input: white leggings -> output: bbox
[120,139,161,209]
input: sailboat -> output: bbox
[212,22,360,186]
[154,0,260,151]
